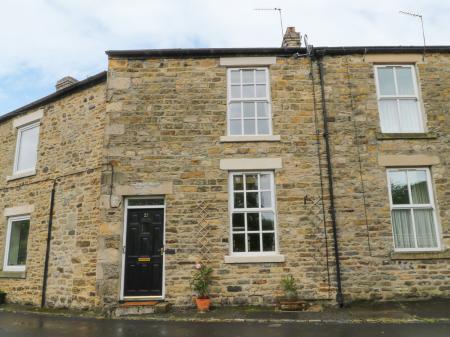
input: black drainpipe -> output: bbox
[315,53,344,308]
[41,179,56,308]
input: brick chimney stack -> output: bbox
[281,27,301,48]
[55,76,78,91]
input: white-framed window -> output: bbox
[229,171,278,254]
[227,68,272,136]
[374,65,424,133]
[13,122,40,175]
[3,215,30,272]
[387,168,440,251]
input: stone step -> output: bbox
[114,301,171,317]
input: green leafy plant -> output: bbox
[281,274,298,299]
[0,289,5,294]
[190,263,213,299]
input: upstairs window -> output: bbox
[229,172,277,254]
[387,168,440,251]
[375,65,424,133]
[227,68,272,136]
[3,216,30,272]
[13,122,40,175]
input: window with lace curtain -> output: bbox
[387,168,440,251]
[375,65,424,133]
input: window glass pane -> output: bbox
[257,102,268,117]
[232,213,245,231]
[398,99,421,132]
[396,67,415,95]
[260,174,271,190]
[261,191,272,208]
[231,85,241,98]
[256,84,266,98]
[377,67,396,95]
[17,125,39,173]
[408,170,430,204]
[242,85,254,98]
[244,119,256,135]
[389,171,410,204]
[230,70,240,84]
[247,213,259,231]
[242,70,254,84]
[255,70,266,83]
[245,174,258,190]
[233,234,245,252]
[392,209,415,248]
[230,120,242,135]
[379,100,398,133]
[246,192,259,208]
[7,219,30,266]
[248,234,260,252]
[233,175,244,190]
[262,233,275,251]
[414,209,438,248]
[257,119,270,134]
[234,193,244,208]
[229,102,241,119]
[261,212,274,230]
[243,102,255,118]
[128,199,164,206]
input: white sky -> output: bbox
[0,0,448,113]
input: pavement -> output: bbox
[0,299,450,336]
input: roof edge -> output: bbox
[105,46,450,58]
[0,71,107,124]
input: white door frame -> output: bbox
[120,196,166,301]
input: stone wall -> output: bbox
[0,83,106,309]
[322,53,450,301]
[99,56,334,308]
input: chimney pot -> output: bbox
[55,76,78,91]
[281,27,301,48]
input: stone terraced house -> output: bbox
[0,27,449,314]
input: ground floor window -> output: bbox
[387,168,440,251]
[3,215,30,272]
[229,171,277,254]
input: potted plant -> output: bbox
[0,290,6,305]
[281,274,298,301]
[190,262,213,312]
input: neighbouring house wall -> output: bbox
[98,56,336,308]
[0,83,106,309]
[322,53,450,301]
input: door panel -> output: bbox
[124,208,164,297]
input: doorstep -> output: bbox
[114,301,171,317]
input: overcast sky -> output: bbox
[1,0,448,115]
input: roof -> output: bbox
[105,45,450,58]
[0,71,107,124]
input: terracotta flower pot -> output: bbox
[195,297,211,312]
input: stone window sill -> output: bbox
[224,254,285,264]
[6,170,36,182]
[376,132,437,140]
[220,135,281,143]
[390,250,450,260]
[0,270,26,279]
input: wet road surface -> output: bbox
[1,311,450,337]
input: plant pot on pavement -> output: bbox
[195,297,211,312]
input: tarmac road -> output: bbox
[1,311,450,337]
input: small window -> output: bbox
[375,65,424,133]
[3,216,30,272]
[13,122,40,175]
[227,68,272,136]
[229,172,277,254]
[387,168,440,251]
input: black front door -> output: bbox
[124,208,164,297]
